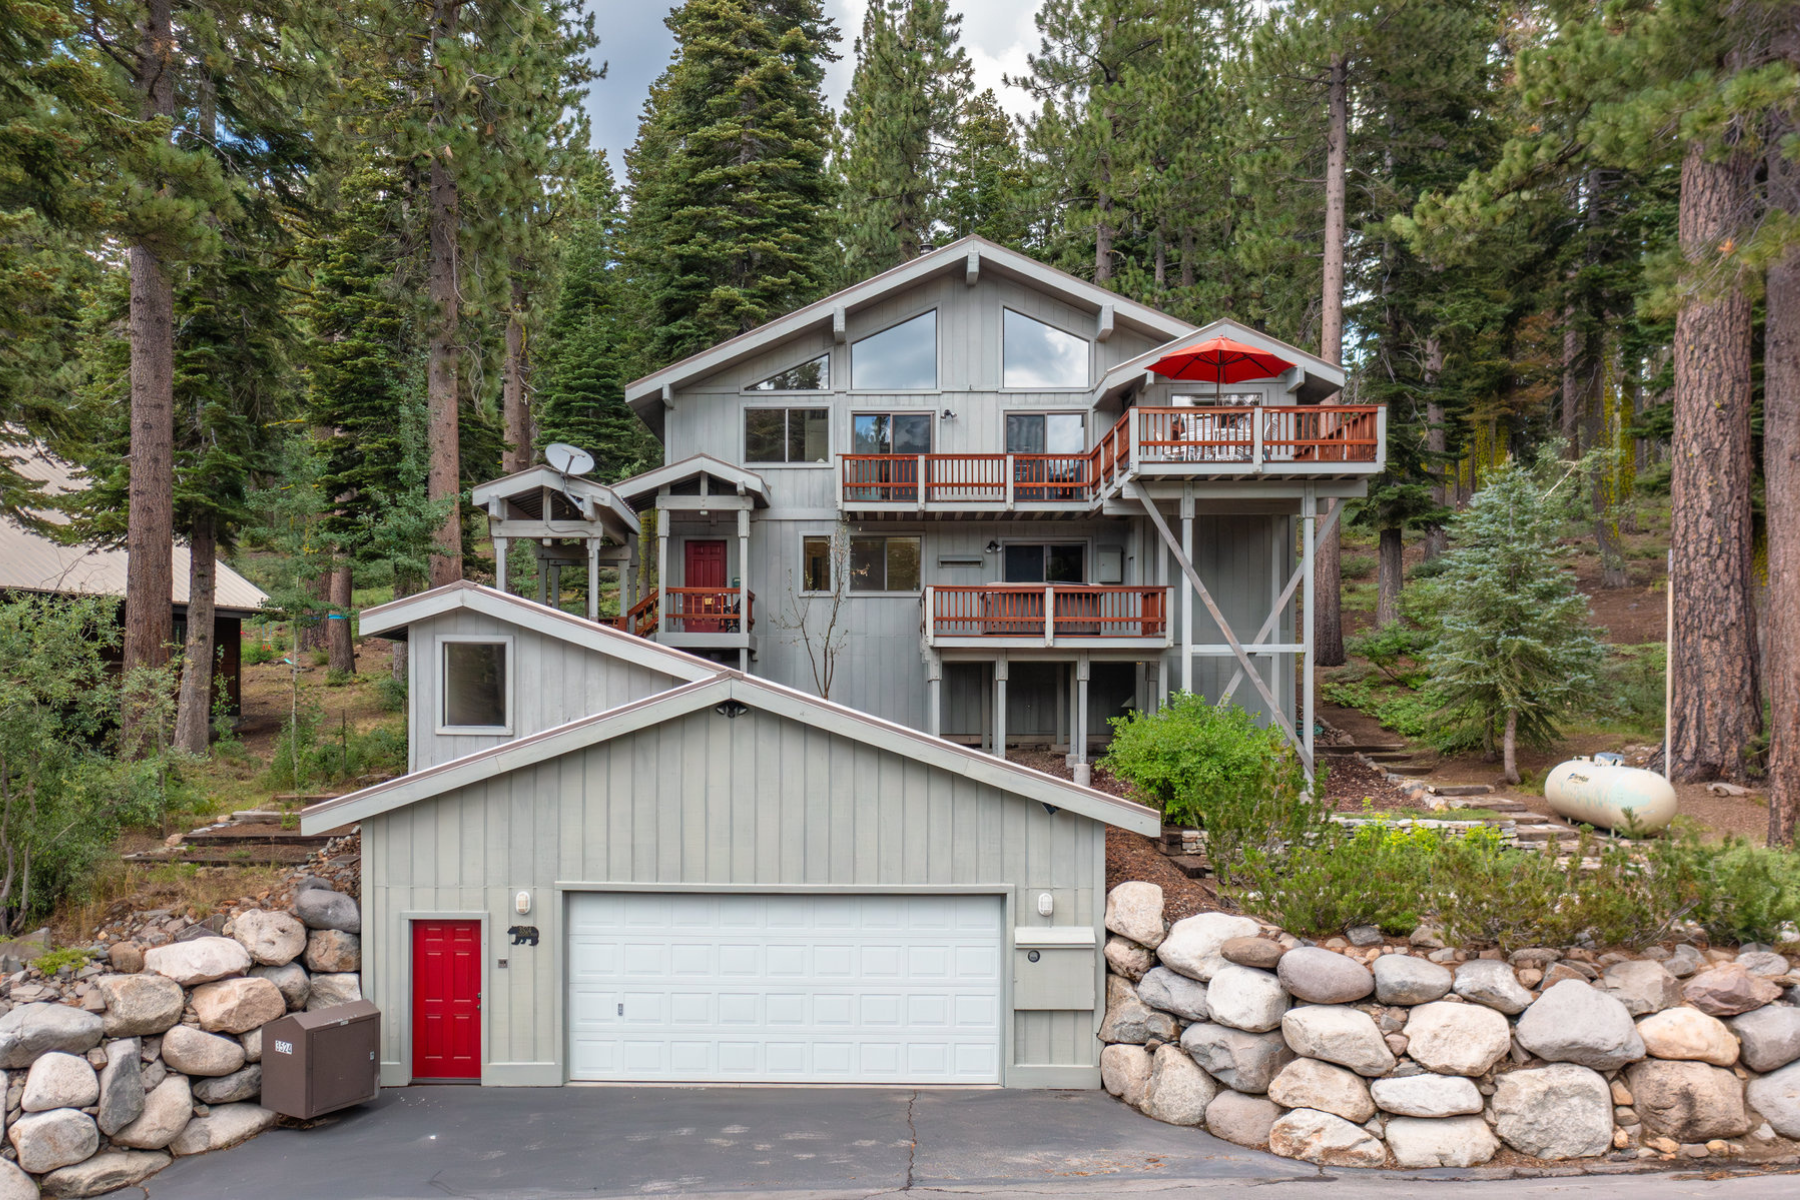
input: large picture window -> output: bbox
[441,639,510,732]
[750,354,829,391]
[745,408,828,463]
[1005,412,1086,454]
[851,312,937,390]
[1002,543,1086,584]
[850,535,922,592]
[852,412,933,455]
[1003,310,1088,389]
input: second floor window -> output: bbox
[746,407,828,463]
[852,311,937,390]
[751,354,830,391]
[441,639,509,731]
[1003,309,1089,388]
[1006,412,1086,455]
[850,535,922,592]
[852,413,932,455]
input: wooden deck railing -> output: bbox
[662,587,754,635]
[840,405,1380,508]
[924,585,1168,642]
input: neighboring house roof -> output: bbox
[301,668,1161,836]
[610,454,772,510]
[622,235,1200,437]
[1096,318,1347,405]
[356,581,722,683]
[470,465,640,540]
[0,451,268,615]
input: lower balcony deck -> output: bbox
[922,584,1171,651]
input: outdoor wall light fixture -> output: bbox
[985,540,999,553]
[941,409,957,420]
[715,699,750,719]
[515,891,532,916]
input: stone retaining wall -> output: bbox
[1101,881,1800,1169]
[0,875,364,1198]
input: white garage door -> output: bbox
[566,892,1003,1083]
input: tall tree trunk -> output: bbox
[1375,527,1402,627]
[173,514,217,755]
[502,272,531,474]
[327,561,355,675]
[1763,144,1800,845]
[1423,336,1447,558]
[427,0,464,587]
[297,568,330,652]
[1502,709,1519,785]
[1669,139,1761,782]
[123,0,177,753]
[390,574,413,689]
[1313,51,1349,667]
[1561,317,1583,453]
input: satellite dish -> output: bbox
[544,443,595,477]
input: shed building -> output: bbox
[303,583,1157,1088]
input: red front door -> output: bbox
[683,540,728,632]
[412,920,480,1081]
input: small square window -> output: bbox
[443,641,508,730]
[849,536,921,592]
[802,535,831,592]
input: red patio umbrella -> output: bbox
[1147,336,1294,404]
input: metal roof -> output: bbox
[0,451,269,615]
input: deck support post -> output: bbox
[1180,487,1194,697]
[926,655,942,738]
[737,508,751,655]
[1220,499,1343,705]
[586,538,601,622]
[656,503,669,637]
[1302,485,1317,779]
[993,655,1008,759]
[493,537,508,597]
[1074,655,1091,788]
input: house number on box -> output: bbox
[274,1040,294,1055]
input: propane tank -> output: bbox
[1544,758,1678,834]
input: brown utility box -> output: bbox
[261,1000,381,1119]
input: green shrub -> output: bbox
[1340,553,1377,580]
[32,947,91,975]
[1100,694,1303,829]
[325,667,355,688]
[244,641,277,666]
[309,649,330,668]
[374,674,407,713]
[1346,623,1431,688]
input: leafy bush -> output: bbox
[32,948,91,975]
[325,667,355,687]
[244,641,278,666]
[374,674,407,713]
[1345,623,1431,688]
[1597,643,1665,736]
[1100,694,1304,828]
[1340,553,1378,580]
[265,711,406,793]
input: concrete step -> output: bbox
[1385,763,1436,777]
[1429,784,1493,797]
[1164,854,1209,880]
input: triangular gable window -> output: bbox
[750,354,829,391]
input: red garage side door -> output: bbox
[413,920,481,1081]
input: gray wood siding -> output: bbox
[365,704,1106,1086]
[407,610,683,771]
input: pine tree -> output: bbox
[834,0,970,278]
[1422,452,1606,784]
[534,154,657,479]
[626,0,838,368]
[940,91,1034,248]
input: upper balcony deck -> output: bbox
[838,404,1383,517]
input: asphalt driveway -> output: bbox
[139,1086,1798,1200]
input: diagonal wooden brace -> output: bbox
[1220,499,1343,705]
[1128,484,1312,774]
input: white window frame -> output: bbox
[1000,308,1092,392]
[436,634,515,736]
[849,309,940,393]
[798,530,835,596]
[742,404,831,468]
[848,532,925,597]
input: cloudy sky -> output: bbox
[583,2,1042,178]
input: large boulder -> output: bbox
[1267,1057,1374,1122]
[160,1025,246,1077]
[1402,1001,1512,1077]
[1372,955,1452,1006]
[97,973,185,1037]
[305,929,361,975]
[0,1162,34,1200]
[1746,1060,1800,1140]
[1205,1091,1281,1148]
[1137,967,1209,1022]
[0,1003,104,1068]
[8,1109,99,1174]
[110,1075,192,1150]
[229,909,308,968]
[294,888,360,934]
[1179,1023,1293,1094]
[1635,1007,1739,1066]
[1104,882,1166,949]
[1221,937,1285,969]
[1384,1116,1499,1168]
[1105,936,1154,982]
[1100,1044,1153,1108]
[1729,1005,1800,1073]
[1267,1108,1387,1167]
[1140,1045,1217,1126]
[1683,964,1782,1017]
[192,1064,262,1105]
[1737,950,1792,977]
[1625,1059,1752,1142]
[1206,965,1289,1033]
[1157,913,1260,982]
[306,972,363,1011]
[1099,976,1177,1045]
[1492,1063,1613,1160]
[1369,1073,1483,1118]
[1515,979,1645,1070]
[40,1150,171,1198]
[143,936,251,986]
[97,1038,144,1136]
[167,1103,277,1156]
[1452,960,1532,1014]
[1277,948,1373,1004]
[22,1051,99,1111]
[1280,1005,1395,1077]
[191,976,286,1035]
[250,962,311,1011]
[1601,959,1684,1016]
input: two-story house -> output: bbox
[606,235,1380,780]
